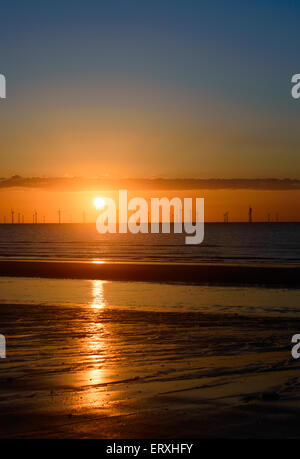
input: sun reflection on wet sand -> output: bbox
[84,328,107,387]
[82,288,110,408]
[90,280,107,309]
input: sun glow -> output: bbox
[94,197,105,210]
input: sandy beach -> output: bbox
[1,260,300,438]
[1,293,300,438]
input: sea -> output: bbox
[0,222,299,264]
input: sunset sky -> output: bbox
[0,1,300,221]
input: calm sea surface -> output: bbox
[0,222,299,264]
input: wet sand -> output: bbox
[0,260,300,287]
[1,303,300,438]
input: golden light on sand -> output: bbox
[94,197,105,210]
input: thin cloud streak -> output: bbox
[1,176,300,191]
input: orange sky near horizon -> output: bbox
[0,188,299,223]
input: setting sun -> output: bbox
[94,197,105,210]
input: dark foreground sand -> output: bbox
[1,303,300,438]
